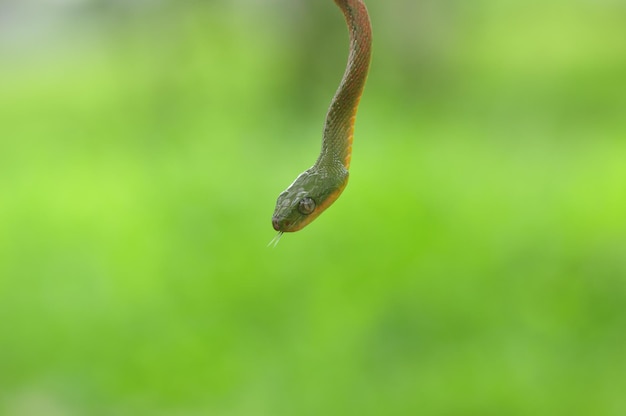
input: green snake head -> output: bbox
[272,165,349,232]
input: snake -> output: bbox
[271,0,372,235]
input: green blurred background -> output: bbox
[1,0,626,414]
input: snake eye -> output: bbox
[298,197,316,215]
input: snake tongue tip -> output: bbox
[268,231,284,248]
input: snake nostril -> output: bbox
[272,217,281,231]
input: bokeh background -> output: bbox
[1,0,626,414]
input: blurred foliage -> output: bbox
[1,0,626,415]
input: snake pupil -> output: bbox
[298,197,316,215]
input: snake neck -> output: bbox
[315,0,372,171]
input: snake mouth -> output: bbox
[272,217,293,232]
[272,216,309,233]
[272,217,282,231]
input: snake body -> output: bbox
[272,0,372,233]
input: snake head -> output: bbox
[272,166,349,232]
